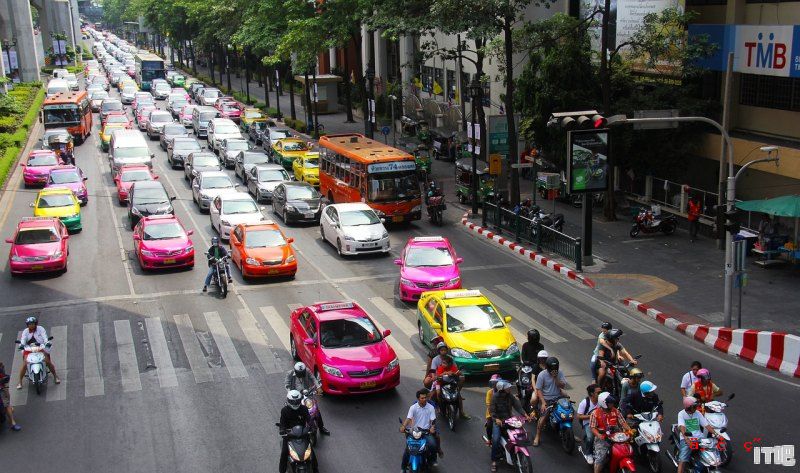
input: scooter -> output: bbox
[497,415,533,473]
[602,429,637,473]
[209,255,231,298]
[547,396,576,453]
[631,407,663,472]
[703,394,735,467]
[400,418,435,472]
[15,336,53,395]
[438,374,461,431]
[277,424,316,473]
[426,195,446,226]
[629,211,677,238]
[301,389,319,446]
[516,363,535,412]
[666,430,723,473]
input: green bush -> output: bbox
[284,118,307,133]
[0,117,17,133]
[0,146,21,187]
[22,89,45,129]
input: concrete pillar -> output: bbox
[329,48,336,70]
[53,0,76,51]
[2,0,41,82]
[725,0,746,24]
[70,0,81,51]
[360,24,370,76]
[398,35,414,89]
[374,30,387,83]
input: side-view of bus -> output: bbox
[41,91,93,144]
[319,133,422,223]
[134,52,166,91]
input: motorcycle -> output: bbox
[703,394,735,467]
[630,406,663,472]
[526,207,565,238]
[438,374,461,431]
[399,418,436,472]
[666,430,723,473]
[629,210,677,238]
[600,355,642,398]
[547,397,576,454]
[606,429,637,473]
[497,415,534,473]
[301,389,320,446]
[15,336,54,394]
[426,195,446,226]
[516,363,535,413]
[277,424,316,473]
[208,255,231,298]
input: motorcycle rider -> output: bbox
[578,384,601,464]
[426,180,442,202]
[590,392,631,473]
[532,356,567,446]
[400,389,439,470]
[424,340,449,389]
[680,361,702,397]
[590,322,614,383]
[489,380,533,472]
[619,367,644,400]
[519,329,544,365]
[201,236,232,292]
[687,368,722,403]
[676,396,719,473]
[525,350,549,413]
[0,361,21,431]
[284,362,330,436]
[483,374,501,445]
[16,316,60,389]
[279,390,319,473]
[622,380,663,422]
[596,328,637,389]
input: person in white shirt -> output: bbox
[16,317,60,389]
[680,361,702,397]
[400,389,439,469]
[578,384,601,464]
[676,396,718,473]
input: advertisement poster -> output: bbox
[580,0,683,53]
[568,130,609,193]
[9,50,18,71]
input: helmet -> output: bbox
[25,316,38,325]
[496,380,513,391]
[537,350,549,359]
[628,367,643,378]
[683,396,698,409]
[607,328,623,340]
[601,322,612,330]
[489,374,500,388]
[286,390,302,410]
[294,362,306,377]
[527,329,540,344]
[696,368,710,380]
[436,341,447,352]
[211,236,220,246]
[598,392,617,409]
[640,381,657,394]
[545,356,559,372]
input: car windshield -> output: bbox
[106,115,128,124]
[143,222,184,240]
[155,85,170,92]
[445,304,504,333]
[222,104,239,112]
[91,92,109,100]
[28,154,59,166]
[216,125,239,134]
[286,186,318,200]
[222,199,259,215]
[174,141,200,150]
[243,153,269,165]
[340,210,380,226]
[182,106,197,115]
[368,171,421,203]
[38,194,75,208]
[272,131,291,139]
[245,111,261,119]
[405,247,453,267]
[151,113,171,123]
[163,124,186,135]
[193,155,219,167]
[244,229,285,248]
[258,169,288,182]
[102,101,123,111]
[303,158,319,169]
[132,187,169,203]
[204,90,220,98]
[282,141,307,151]
[203,176,233,189]
[16,228,60,244]
[226,141,249,151]
[199,111,217,121]
[171,99,187,108]
[121,170,152,182]
[115,147,149,158]
[49,170,81,184]
[319,317,382,348]
[122,87,136,94]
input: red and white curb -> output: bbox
[460,213,595,288]
[623,299,800,378]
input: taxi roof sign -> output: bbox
[317,302,355,311]
[443,290,482,299]
[413,236,444,242]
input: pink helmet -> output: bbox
[696,368,710,379]
[683,396,698,409]
[489,374,500,388]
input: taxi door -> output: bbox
[417,297,445,347]
[292,155,303,181]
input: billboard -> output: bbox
[567,130,609,193]
[580,0,684,53]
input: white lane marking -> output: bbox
[83,322,105,397]
[204,311,248,379]
[363,299,414,360]
[368,297,418,338]
[46,325,68,402]
[237,308,281,374]
[496,284,595,340]
[259,306,292,352]
[476,287,568,344]
[10,331,26,406]
[173,314,214,384]
[522,281,606,330]
[114,320,142,392]
[144,317,178,388]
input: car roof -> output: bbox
[283,181,315,188]
[141,214,180,224]
[239,222,280,232]
[131,180,165,190]
[254,164,285,171]
[305,301,370,322]
[218,192,253,201]
[425,289,488,307]
[49,165,79,172]
[38,187,74,196]
[18,217,61,229]
[119,164,151,172]
[198,170,228,178]
[406,236,450,248]
[173,137,198,143]
[329,202,373,211]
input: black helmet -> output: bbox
[607,328,623,340]
[545,356,559,372]
[527,329,540,344]
[211,236,219,246]
[25,316,38,325]
[601,322,612,330]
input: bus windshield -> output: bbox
[368,171,421,203]
[43,105,80,125]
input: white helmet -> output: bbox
[597,391,617,409]
[537,350,549,359]
[286,390,302,410]
[294,362,306,376]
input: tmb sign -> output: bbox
[736,25,798,77]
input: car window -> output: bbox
[202,176,233,189]
[143,222,184,240]
[286,186,318,200]
[226,141,249,151]
[242,153,269,165]
[49,170,81,184]
[244,229,285,248]
[405,247,453,267]
[28,154,59,166]
[258,169,288,182]
[233,226,244,242]
[16,228,60,244]
[444,305,504,333]
[222,199,258,215]
[319,317,381,348]
[282,141,307,152]
[305,315,317,339]
[37,194,75,208]
[132,187,169,203]
[339,210,379,226]
[120,170,153,182]
[193,155,219,167]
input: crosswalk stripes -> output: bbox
[144,317,178,388]
[10,330,26,406]
[521,281,605,331]
[83,322,105,397]
[46,325,67,402]
[204,312,248,379]
[173,314,214,384]
[236,309,282,375]
[259,306,292,352]
[495,284,595,340]
[476,287,568,344]
[114,320,142,392]
[364,298,415,361]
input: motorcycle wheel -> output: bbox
[662,221,676,235]
[34,372,41,395]
[560,429,575,454]
[720,440,733,467]
[630,226,640,238]
[647,449,662,472]
[516,452,532,473]
[310,429,317,448]
[447,404,456,431]
[219,276,228,298]
[434,209,442,226]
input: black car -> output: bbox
[127,181,175,229]
[167,137,202,168]
[184,151,222,181]
[160,123,190,151]
[271,181,322,224]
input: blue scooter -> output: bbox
[548,396,576,454]
[400,418,435,472]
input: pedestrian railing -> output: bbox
[482,202,583,271]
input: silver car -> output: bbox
[246,164,290,202]
[191,171,237,211]
[146,111,174,139]
[219,138,251,168]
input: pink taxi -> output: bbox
[45,165,88,205]
[132,215,195,270]
[290,301,400,395]
[395,236,463,302]
[216,101,242,123]
[6,217,69,275]
[21,151,61,187]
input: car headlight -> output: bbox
[322,364,343,378]
[374,210,386,217]
[245,257,258,265]
[450,347,473,359]
[285,205,296,212]
[506,342,519,356]
[344,234,355,241]
[220,219,231,227]
[387,357,399,371]
[52,251,63,259]
[411,205,421,213]
[400,278,413,287]
[200,193,210,200]
[140,249,154,257]
[131,207,142,216]
[11,255,23,262]
[448,277,461,286]
[184,246,194,254]
[285,254,295,263]
[382,230,389,239]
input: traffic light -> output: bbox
[547,110,608,130]
[724,209,741,235]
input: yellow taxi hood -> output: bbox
[445,328,515,352]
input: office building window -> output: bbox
[739,74,800,111]
[433,67,444,96]
[421,66,434,94]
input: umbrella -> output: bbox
[736,195,800,243]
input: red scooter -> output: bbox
[606,429,637,473]
[629,210,676,238]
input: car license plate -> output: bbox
[268,269,280,274]
[392,215,403,223]
[304,212,315,218]
[164,258,176,264]
[360,381,376,389]
[31,265,44,270]
[483,363,500,372]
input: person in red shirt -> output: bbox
[434,355,470,420]
[589,392,631,473]
[688,195,701,242]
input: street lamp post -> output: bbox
[312,68,320,139]
[244,47,250,104]
[365,65,375,139]
[274,68,282,120]
[388,94,397,147]
[468,79,481,216]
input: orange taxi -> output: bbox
[229,221,297,278]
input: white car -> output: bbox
[319,203,390,257]
[191,171,238,211]
[209,192,267,239]
[208,119,243,153]
[64,73,79,91]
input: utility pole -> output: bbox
[717,52,734,250]
[469,79,480,216]
[312,69,320,139]
[274,68,282,120]
[457,35,466,132]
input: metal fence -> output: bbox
[482,202,583,271]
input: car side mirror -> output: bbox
[504,316,512,323]
[431,322,442,331]
[83,177,88,181]
[154,175,159,180]
[382,329,392,337]
[150,153,155,159]
[186,230,194,236]
[286,237,294,244]
[380,218,386,224]
[455,257,464,264]
[133,234,141,241]
[170,196,177,201]
[393,259,402,265]
[19,163,25,167]
[5,238,13,244]
[192,184,199,188]
[29,203,34,207]
[303,337,315,346]
[727,393,735,401]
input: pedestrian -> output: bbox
[758,214,775,250]
[0,362,21,431]
[688,195,701,242]
[680,361,702,397]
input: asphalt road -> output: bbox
[0,70,796,473]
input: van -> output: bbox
[108,130,153,174]
[46,79,70,97]
[52,69,69,79]
[192,106,219,138]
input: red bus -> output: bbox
[41,91,92,144]
[319,133,422,223]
